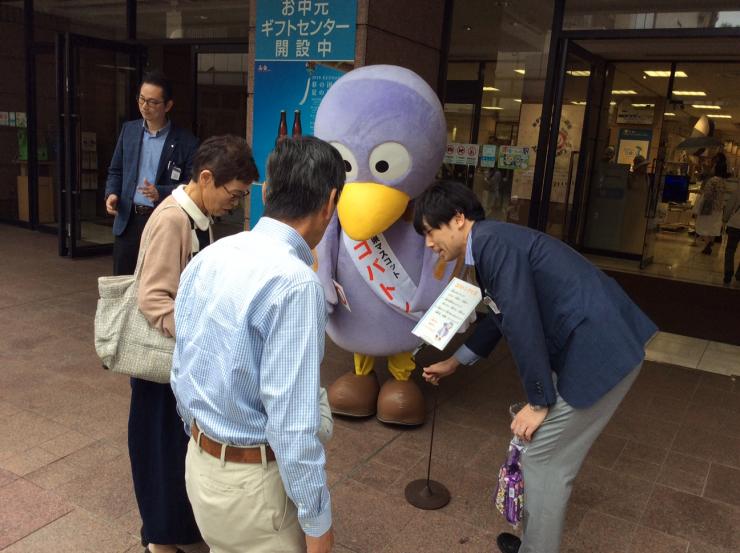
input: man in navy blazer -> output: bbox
[415,181,657,553]
[104,71,198,275]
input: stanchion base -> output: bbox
[404,479,451,510]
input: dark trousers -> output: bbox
[725,226,740,280]
[112,211,149,276]
[129,378,202,546]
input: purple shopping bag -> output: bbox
[493,440,524,526]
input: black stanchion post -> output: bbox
[404,384,450,510]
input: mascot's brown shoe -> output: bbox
[376,379,426,426]
[328,372,380,417]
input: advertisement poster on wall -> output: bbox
[511,103,584,203]
[498,145,530,170]
[617,128,652,166]
[250,0,356,227]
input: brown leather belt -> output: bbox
[191,423,275,464]
[134,204,154,215]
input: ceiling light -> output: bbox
[482,106,503,110]
[464,25,472,31]
[631,103,654,108]
[664,112,676,117]
[571,101,587,105]
[514,99,522,103]
[644,70,688,78]
[514,69,526,75]
[567,70,591,77]
[707,114,732,118]
[691,104,721,109]
[609,101,616,106]
[611,90,637,95]
[672,90,706,96]
[483,86,499,92]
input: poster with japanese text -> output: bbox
[412,277,482,351]
[250,0,356,227]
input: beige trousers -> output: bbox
[184,439,306,553]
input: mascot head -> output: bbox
[314,65,446,240]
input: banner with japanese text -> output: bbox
[250,0,356,227]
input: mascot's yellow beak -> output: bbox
[337,182,410,240]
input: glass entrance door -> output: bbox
[57,33,141,257]
[540,41,604,244]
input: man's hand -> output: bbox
[422,356,460,385]
[511,404,549,442]
[105,194,119,216]
[306,528,334,553]
[138,179,160,203]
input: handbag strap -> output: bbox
[133,204,181,281]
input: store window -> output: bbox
[136,0,249,40]
[444,0,554,225]
[564,1,740,31]
[0,3,26,223]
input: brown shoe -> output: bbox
[327,372,380,417]
[376,379,426,426]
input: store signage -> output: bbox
[256,0,357,61]
[616,101,654,126]
[251,0,356,227]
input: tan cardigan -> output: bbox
[136,195,193,338]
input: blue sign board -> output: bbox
[250,61,345,226]
[256,0,357,61]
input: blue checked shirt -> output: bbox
[171,217,331,537]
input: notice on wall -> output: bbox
[480,144,497,167]
[446,143,480,166]
[498,145,530,170]
[412,277,482,351]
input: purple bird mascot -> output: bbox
[314,65,460,425]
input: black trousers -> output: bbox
[112,211,150,276]
[128,378,202,546]
[725,226,740,280]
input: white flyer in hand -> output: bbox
[412,277,482,351]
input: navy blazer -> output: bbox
[464,221,657,409]
[105,119,199,236]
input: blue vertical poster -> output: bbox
[250,0,356,227]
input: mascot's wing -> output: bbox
[315,212,341,312]
[408,246,462,313]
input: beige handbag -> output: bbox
[94,207,177,384]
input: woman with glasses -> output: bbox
[132,134,258,553]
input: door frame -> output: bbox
[57,32,143,257]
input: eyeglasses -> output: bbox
[137,95,165,107]
[223,185,250,201]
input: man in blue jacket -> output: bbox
[415,181,657,553]
[104,71,198,275]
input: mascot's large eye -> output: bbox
[369,142,411,182]
[329,142,358,182]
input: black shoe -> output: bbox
[725,275,732,285]
[496,532,521,553]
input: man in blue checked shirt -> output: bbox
[171,137,345,553]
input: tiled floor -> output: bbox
[1,224,739,553]
[588,230,739,289]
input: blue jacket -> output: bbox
[104,119,199,236]
[465,221,657,409]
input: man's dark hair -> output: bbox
[413,180,485,234]
[264,136,345,220]
[192,135,259,187]
[140,70,173,103]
